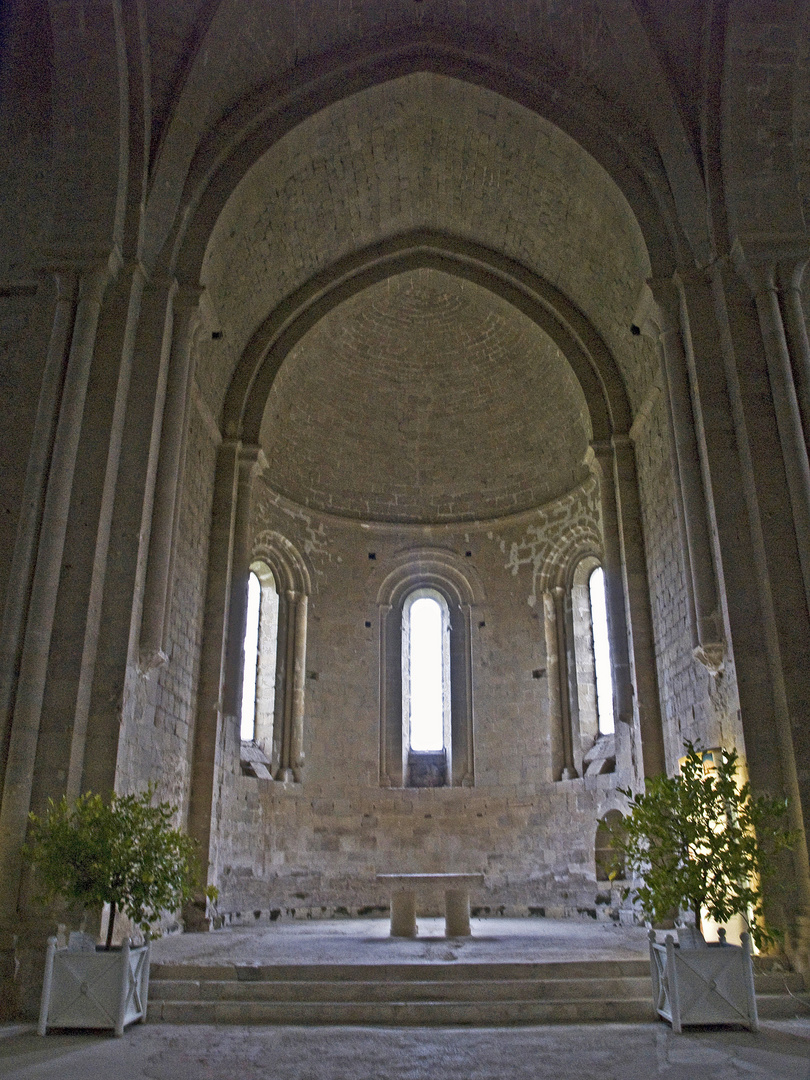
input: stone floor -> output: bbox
[148,915,653,966]
[3,1019,809,1079]
[2,918,809,1079]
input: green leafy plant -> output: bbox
[25,788,211,949]
[610,742,797,949]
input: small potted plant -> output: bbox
[25,787,206,1036]
[611,742,796,1031]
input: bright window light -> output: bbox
[241,571,261,740]
[409,596,444,751]
[589,566,615,735]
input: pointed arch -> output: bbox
[156,34,681,280]
[221,230,632,448]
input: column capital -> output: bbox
[733,252,777,298]
[77,263,115,306]
[140,268,178,299]
[51,269,78,303]
[590,440,613,485]
[611,433,633,453]
[693,642,725,675]
[633,279,680,339]
[42,243,123,283]
[237,443,262,479]
[590,438,612,460]
[730,238,810,297]
[776,259,808,295]
[173,280,205,314]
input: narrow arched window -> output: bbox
[402,588,451,786]
[241,561,280,747]
[408,596,444,751]
[241,570,261,740]
[570,557,616,776]
[588,566,614,735]
[379,558,475,790]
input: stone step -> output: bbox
[148,997,657,1026]
[148,975,655,1004]
[757,993,810,1019]
[149,959,651,983]
[146,959,809,1026]
[753,971,806,994]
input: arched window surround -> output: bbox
[241,560,279,745]
[567,553,616,777]
[376,550,482,788]
[571,554,603,750]
[540,531,619,782]
[245,531,311,782]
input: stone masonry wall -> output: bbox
[211,476,634,923]
[115,388,219,819]
[630,383,743,773]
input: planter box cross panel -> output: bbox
[649,930,758,1032]
[38,938,151,1036]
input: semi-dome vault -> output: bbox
[258,268,592,524]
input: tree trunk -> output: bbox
[105,900,116,950]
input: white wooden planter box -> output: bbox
[648,930,758,1032]
[38,938,150,1036]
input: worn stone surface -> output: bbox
[1,1021,809,1080]
[200,72,654,423]
[2,0,810,1023]
[259,268,591,523]
[630,386,744,773]
[205,477,631,921]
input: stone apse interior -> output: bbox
[1,0,810,1015]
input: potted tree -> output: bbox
[25,788,206,1036]
[611,742,796,1031]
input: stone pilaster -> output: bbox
[186,440,254,914]
[139,284,203,671]
[741,258,810,619]
[0,263,111,917]
[65,263,148,798]
[542,591,565,781]
[72,270,178,799]
[694,260,810,970]
[221,446,262,720]
[639,279,725,673]
[0,263,112,1019]
[0,270,77,797]
[553,586,576,779]
[777,260,810,453]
